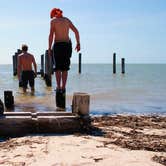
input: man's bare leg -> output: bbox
[55,70,61,89]
[62,71,68,90]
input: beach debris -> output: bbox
[91,115,166,152]
[0,115,165,166]
[0,161,26,166]
[26,153,34,158]
[93,157,103,162]
[90,115,166,166]
[152,155,166,166]
[0,136,47,151]
[0,160,6,165]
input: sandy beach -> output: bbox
[0,115,165,166]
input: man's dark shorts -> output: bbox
[53,41,72,71]
[21,70,35,88]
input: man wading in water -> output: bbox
[48,8,80,92]
[17,44,37,94]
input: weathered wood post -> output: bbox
[12,49,22,76]
[4,91,14,109]
[121,58,125,74]
[13,52,18,76]
[56,89,66,109]
[16,50,22,74]
[44,50,52,86]
[40,54,44,77]
[15,52,18,75]
[17,49,23,87]
[17,53,23,87]
[72,92,91,131]
[78,53,82,74]
[13,55,17,76]
[113,53,116,74]
[72,92,90,115]
[0,99,4,115]
[17,49,22,54]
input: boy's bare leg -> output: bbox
[62,71,68,90]
[55,70,61,89]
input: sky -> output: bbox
[0,0,166,64]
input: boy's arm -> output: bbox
[69,21,80,52]
[48,20,54,56]
[32,56,37,76]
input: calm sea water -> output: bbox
[0,64,166,115]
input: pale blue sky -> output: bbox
[0,0,166,64]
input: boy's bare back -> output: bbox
[51,17,71,42]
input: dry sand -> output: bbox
[0,115,165,166]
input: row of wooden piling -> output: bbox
[12,50,83,87]
[13,50,125,80]
[0,91,90,116]
[113,53,125,74]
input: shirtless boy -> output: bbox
[17,44,37,93]
[48,8,80,91]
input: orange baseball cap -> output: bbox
[50,8,63,18]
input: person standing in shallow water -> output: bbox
[17,44,37,94]
[48,8,80,91]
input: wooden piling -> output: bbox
[13,52,19,76]
[78,53,82,74]
[4,91,14,109]
[40,54,44,77]
[56,89,66,109]
[113,53,116,74]
[72,92,90,115]
[44,50,52,86]
[0,99,4,115]
[17,49,22,54]
[0,112,84,137]
[12,55,17,76]
[12,49,22,76]
[121,58,125,74]
[15,52,18,75]
[16,49,22,71]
